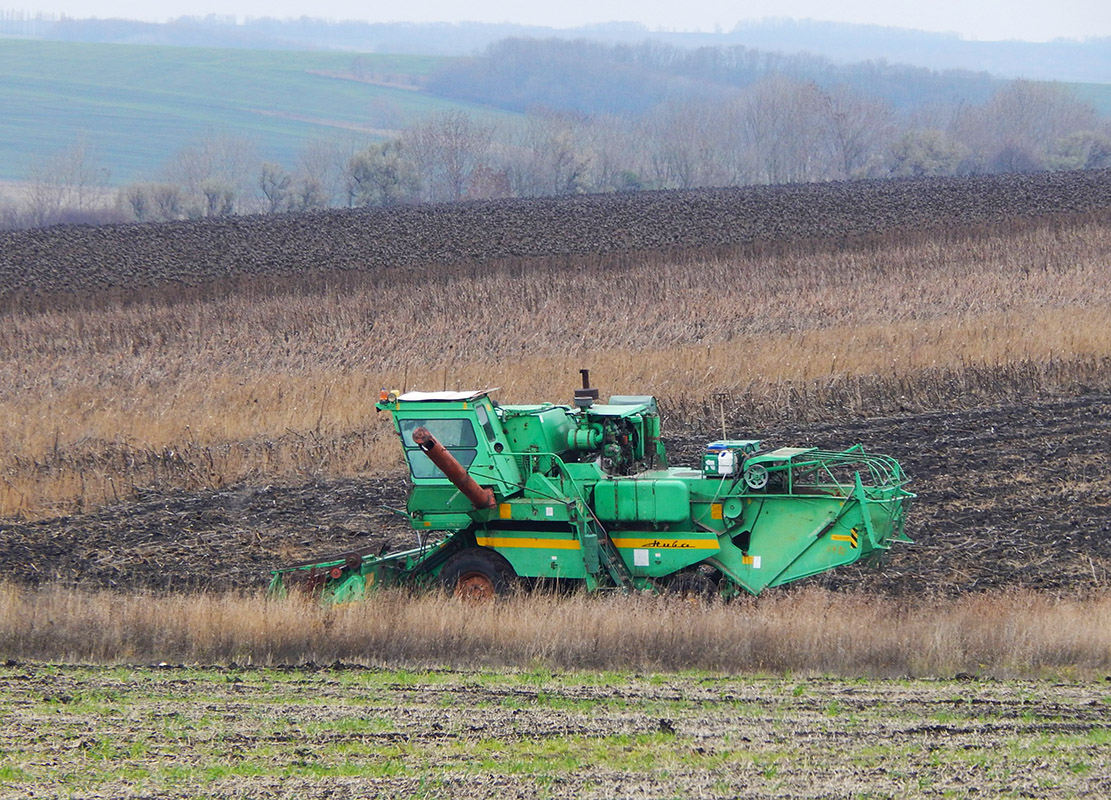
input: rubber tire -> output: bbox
[439,548,517,600]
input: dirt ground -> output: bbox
[1,393,1108,597]
[4,170,1110,303]
[0,664,1108,799]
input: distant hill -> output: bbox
[720,20,1111,85]
[3,13,1109,83]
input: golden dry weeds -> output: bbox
[1,582,1108,677]
[1,216,1110,518]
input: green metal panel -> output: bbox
[707,475,912,594]
[594,479,690,522]
[497,499,575,522]
[500,405,576,459]
[581,533,600,574]
[407,485,487,531]
[611,530,721,576]
[592,481,620,520]
[708,495,849,593]
[476,529,588,579]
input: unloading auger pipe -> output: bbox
[412,426,496,510]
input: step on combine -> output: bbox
[270,371,913,601]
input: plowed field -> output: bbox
[2,170,1110,303]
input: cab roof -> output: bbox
[396,389,497,402]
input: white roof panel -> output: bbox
[396,389,497,402]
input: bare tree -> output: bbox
[119,182,188,222]
[951,81,1098,173]
[1049,128,1111,170]
[258,162,293,213]
[643,98,737,190]
[24,135,110,226]
[121,184,151,221]
[403,110,493,202]
[0,194,21,230]
[817,85,896,179]
[161,134,258,217]
[888,130,968,177]
[590,114,649,192]
[201,179,236,217]
[152,184,185,220]
[507,109,597,197]
[292,136,360,210]
[737,76,831,185]
[464,163,513,200]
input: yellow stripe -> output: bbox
[830,534,854,542]
[476,536,581,550]
[611,537,720,550]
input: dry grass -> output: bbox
[1,583,1108,677]
[2,215,1110,518]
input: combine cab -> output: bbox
[271,372,912,601]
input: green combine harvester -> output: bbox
[270,372,912,601]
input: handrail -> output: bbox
[783,449,909,491]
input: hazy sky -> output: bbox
[19,0,1111,42]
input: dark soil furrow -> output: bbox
[3,171,1110,306]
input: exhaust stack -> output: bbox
[574,368,599,409]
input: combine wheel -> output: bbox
[440,548,517,601]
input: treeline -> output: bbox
[2,40,1109,229]
[428,38,1002,115]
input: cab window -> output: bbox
[398,418,479,479]
[475,404,498,442]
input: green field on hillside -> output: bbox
[0,38,510,184]
[1073,81,1111,117]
